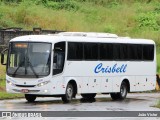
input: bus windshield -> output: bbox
[7,42,51,78]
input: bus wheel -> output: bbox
[110,81,128,100]
[110,93,119,100]
[62,83,74,103]
[118,81,128,100]
[25,94,36,102]
[81,93,96,100]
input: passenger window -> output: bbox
[100,43,113,60]
[143,45,154,61]
[113,44,120,60]
[84,43,98,60]
[120,44,128,60]
[67,42,83,60]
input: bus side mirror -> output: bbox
[1,53,5,65]
[1,48,8,65]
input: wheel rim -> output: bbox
[120,85,126,97]
[66,86,73,100]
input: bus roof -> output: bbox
[10,32,155,45]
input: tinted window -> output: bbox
[128,44,142,60]
[113,44,120,60]
[68,42,83,60]
[143,45,154,60]
[100,43,113,60]
[67,42,154,61]
[84,43,98,60]
[120,44,128,60]
[136,45,143,60]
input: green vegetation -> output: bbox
[0,65,23,99]
[0,63,5,80]
[0,0,160,45]
[0,90,23,99]
[0,54,23,99]
[157,54,160,73]
[0,1,159,37]
[155,100,160,108]
[0,0,160,36]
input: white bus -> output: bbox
[1,32,156,103]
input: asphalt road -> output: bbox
[0,93,159,120]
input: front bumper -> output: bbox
[6,84,52,95]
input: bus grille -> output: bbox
[15,84,36,87]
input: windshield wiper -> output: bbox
[12,57,39,78]
[12,58,25,77]
[27,57,39,78]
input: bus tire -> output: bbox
[110,93,119,100]
[25,94,36,102]
[110,81,128,100]
[62,83,74,103]
[117,81,128,100]
[81,93,96,99]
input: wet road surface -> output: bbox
[0,93,159,120]
[0,93,159,111]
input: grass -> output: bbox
[157,53,160,73]
[0,64,5,80]
[0,1,160,45]
[0,1,159,33]
[0,91,23,99]
[0,64,24,99]
[155,100,160,108]
[0,81,24,99]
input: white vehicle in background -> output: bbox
[1,32,156,103]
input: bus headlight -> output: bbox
[7,80,15,86]
[37,81,50,87]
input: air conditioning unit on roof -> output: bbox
[56,32,118,38]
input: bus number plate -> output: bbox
[21,89,29,93]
